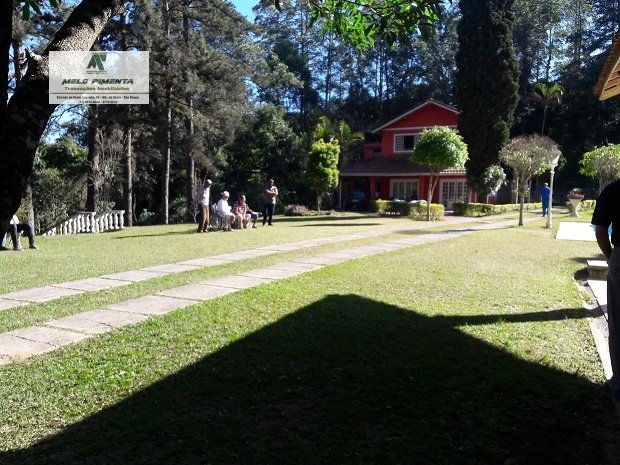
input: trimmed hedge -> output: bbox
[452,202,542,217]
[371,200,445,221]
[566,199,595,213]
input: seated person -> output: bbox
[232,194,259,229]
[1,214,38,251]
[216,191,236,231]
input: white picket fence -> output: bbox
[43,211,125,236]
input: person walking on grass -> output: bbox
[262,178,278,226]
[541,182,550,217]
[592,179,620,400]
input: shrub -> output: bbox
[408,202,445,221]
[580,199,596,211]
[137,209,157,225]
[169,197,188,224]
[566,199,595,213]
[284,204,309,216]
[452,202,542,217]
[372,200,444,221]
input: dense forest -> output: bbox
[11,0,620,231]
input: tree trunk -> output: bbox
[0,0,125,234]
[123,121,133,227]
[86,104,101,212]
[160,0,172,225]
[186,134,195,221]
[0,0,12,120]
[161,85,172,224]
[183,7,196,223]
[12,14,35,224]
[426,180,433,222]
[518,194,524,226]
[119,8,133,227]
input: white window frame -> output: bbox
[394,134,420,153]
[390,179,419,201]
[440,179,468,208]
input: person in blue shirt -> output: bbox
[540,182,551,217]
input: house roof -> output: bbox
[371,99,459,133]
[594,33,620,100]
[340,154,466,177]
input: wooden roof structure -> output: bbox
[594,33,620,100]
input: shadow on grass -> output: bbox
[275,214,379,224]
[113,229,198,239]
[1,295,617,465]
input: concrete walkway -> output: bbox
[0,214,602,369]
[555,221,613,380]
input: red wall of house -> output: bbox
[378,103,458,157]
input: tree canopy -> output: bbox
[0,0,452,233]
[580,144,620,194]
[455,0,519,196]
[411,126,468,220]
[500,134,560,225]
[306,138,340,212]
[274,0,445,48]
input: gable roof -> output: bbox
[371,99,459,134]
[340,154,466,177]
[594,33,620,100]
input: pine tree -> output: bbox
[455,0,520,199]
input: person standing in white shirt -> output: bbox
[196,178,212,233]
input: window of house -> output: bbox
[394,134,419,152]
[390,179,419,200]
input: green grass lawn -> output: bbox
[1,211,619,464]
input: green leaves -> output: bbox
[579,144,620,193]
[410,126,468,172]
[273,0,445,48]
[19,0,62,21]
[499,134,561,185]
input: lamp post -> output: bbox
[546,149,561,229]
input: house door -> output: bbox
[440,180,467,209]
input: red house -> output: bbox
[340,99,475,209]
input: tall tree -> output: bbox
[0,0,125,235]
[410,126,468,221]
[0,0,445,232]
[532,82,564,136]
[85,103,101,212]
[455,0,520,199]
[306,138,340,212]
[580,144,620,194]
[500,134,560,225]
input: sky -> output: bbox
[230,0,256,20]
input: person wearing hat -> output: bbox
[216,190,236,231]
[262,178,278,226]
[196,178,212,233]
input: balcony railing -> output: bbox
[42,211,125,236]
